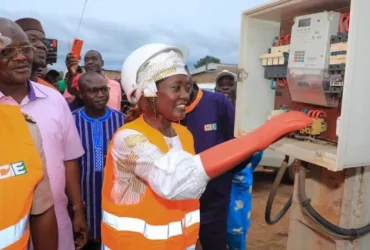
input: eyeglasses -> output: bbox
[0,45,36,59]
[86,86,110,96]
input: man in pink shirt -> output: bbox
[65,50,122,111]
[0,18,88,250]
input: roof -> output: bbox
[190,63,237,76]
[198,83,216,91]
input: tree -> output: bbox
[194,55,221,68]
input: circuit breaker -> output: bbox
[260,36,291,89]
[286,11,341,107]
[329,14,349,95]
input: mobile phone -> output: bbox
[45,38,58,64]
[71,39,83,60]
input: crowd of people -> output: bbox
[0,16,312,250]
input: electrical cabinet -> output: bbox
[235,0,370,171]
[287,11,341,107]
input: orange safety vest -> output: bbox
[0,105,43,250]
[36,77,58,90]
[101,115,200,250]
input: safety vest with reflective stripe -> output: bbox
[101,115,200,250]
[0,105,43,250]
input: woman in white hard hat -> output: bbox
[100,43,312,250]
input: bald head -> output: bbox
[78,71,109,110]
[0,18,28,43]
[78,71,105,90]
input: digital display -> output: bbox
[298,18,311,27]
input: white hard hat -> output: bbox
[0,33,11,49]
[121,43,187,104]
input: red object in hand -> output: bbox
[71,39,84,60]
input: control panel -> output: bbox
[287,11,341,107]
[288,12,340,70]
[257,11,349,142]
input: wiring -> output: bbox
[265,155,293,225]
[270,79,277,89]
[339,13,350,33]
[301,109,309,114]
[298,164,370,240]
[284,34,291,45]
[276,78,288,87]
[345,14,350,32]
[273,37,280,47]
[307,109,326,119]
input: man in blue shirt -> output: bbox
[72,72,125,249]
[182,67,248,250]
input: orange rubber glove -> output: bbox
[200,111,312,178]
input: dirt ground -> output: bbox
[247,168,293,250]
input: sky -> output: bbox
[1,0,268,71]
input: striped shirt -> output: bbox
[72,107,125,240]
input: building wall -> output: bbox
[191,65,237,83]
[100,64,237,83]
[102,69,121,80]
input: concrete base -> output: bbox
[287,164,370,250]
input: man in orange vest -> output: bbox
[0,32,58,250]
[100,43,312,250]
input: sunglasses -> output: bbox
[0,45,36,59]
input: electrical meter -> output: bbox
[287,11,341,107]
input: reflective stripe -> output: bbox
[102,243,110,250]
[102,209,199,240]
[0,214,29,249]
[102,243,196,249]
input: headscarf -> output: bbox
[134,50,187,101]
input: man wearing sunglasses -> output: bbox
[0,18,88,250]
[0,31,58,249]
[72,71,125,249]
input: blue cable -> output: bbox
[301,109,309,114]
[270,79,277,89]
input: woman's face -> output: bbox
[155,74,191,121]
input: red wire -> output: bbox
[307,109,326,118]
[315,111,326,118]
[345,14,350,32]
[283,78,288,86]
[340,13,350,33]
[276,79,286,87]
[284,34,291,45]
[279,36,285,45]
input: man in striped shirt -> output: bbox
[72,72,125,249]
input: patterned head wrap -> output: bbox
[134,49,188,100]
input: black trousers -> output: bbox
[199,222,228,250]
[81,240,101,250]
